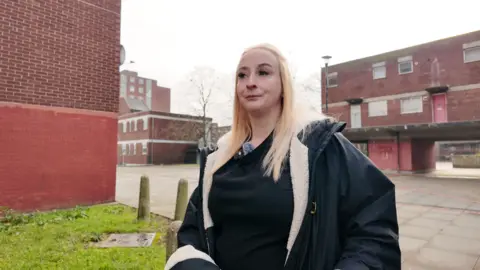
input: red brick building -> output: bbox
[0,1,120,211]
[119,70,170,114]
[323,30,480,172]
[117,111,212,165]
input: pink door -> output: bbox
[432,94,447,123]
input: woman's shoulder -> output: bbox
[296,118,347,153]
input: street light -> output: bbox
[322,55,332,114]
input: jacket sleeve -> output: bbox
[333,134,401,270]
[165,147,220,270]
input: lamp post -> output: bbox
[322,55,332,114]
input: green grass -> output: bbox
[0,204,167,270]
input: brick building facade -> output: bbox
[0,0,120,211]
[323,30,480,172]
[117,111,212,165]
[119,70,170,114]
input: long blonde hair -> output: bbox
[212,43,308,181]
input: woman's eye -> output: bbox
[258,70,269,76]
[237,72,246,79]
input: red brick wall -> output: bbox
[447,87,480,121]
[0,104,117,211]
[0,0,120,112]
[411,140,435,172]
[118,118,204,142]
[324,31,480,104]
[152,86,171,113]
[117,142,197,165]
[0,0,120,212]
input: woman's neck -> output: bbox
[248,106,281,147]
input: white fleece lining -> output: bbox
[285,136,310,262]
[201,133,310,263]
[164,245,217,270]
[202,152,216,229]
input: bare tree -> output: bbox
[187,66,219,147]
[298,72,323,114]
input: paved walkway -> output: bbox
[116,165,480,270]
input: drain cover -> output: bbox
[95,233,156,248]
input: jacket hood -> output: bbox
[299,119,347,153]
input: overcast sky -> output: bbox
[120,0,479,124]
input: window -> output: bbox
[464,46,480,63]
[142,142,147,155]
[121,74,127,83]
[122,122,127,133]
[400,96,423,114]
[130,76,135,83]
[125,144,129,155]
[143,117,148,130]
[121,144,126,155]
[368,100,388,117]
[398,56,413,74]
[131,120,136,131]
[139,78,144,84]
[130,85,135,92]
[139,87,144,93]
[327,72,338,87]
[372,62,386,79]
[133,144,136,155]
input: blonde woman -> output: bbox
[165,44,401,270]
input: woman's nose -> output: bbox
[246,76,257,90]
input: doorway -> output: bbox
[432,93,447,123]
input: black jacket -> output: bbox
[164,120,401,270]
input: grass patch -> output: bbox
[0,204,167,270]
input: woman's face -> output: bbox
[236,48,282,115]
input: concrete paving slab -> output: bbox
[428,235,480,256]
[407,217,451,230]
[416,248,478,270]
[440,225,480,241]
[453,213,480,229]
[400,236,428,252]
[401,225,440,240]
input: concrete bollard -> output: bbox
[137,175,151,222]
[166,220,182,261]
[174,178,189,221]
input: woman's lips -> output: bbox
[245,95,262,101]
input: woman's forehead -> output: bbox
[238,48,278,68]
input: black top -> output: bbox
[208,134,294,270]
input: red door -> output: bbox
[432,94,447,123]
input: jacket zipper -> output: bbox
[205,229,212,256]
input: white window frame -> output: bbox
[125,144,129,155]
[139,87,144,93]
[129,85,135,92]
[398,56,413,75]
[133,143,136,155]
[130,76,135,83]
[400,96,423,114]
[139,78,144,84]
[368,100,388,117]
[143,117,148,130]
[142,142,147,155]
[327,72,338,87]
[121,144,126,155]
[372,62,386,79]
[463,41,480,63]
